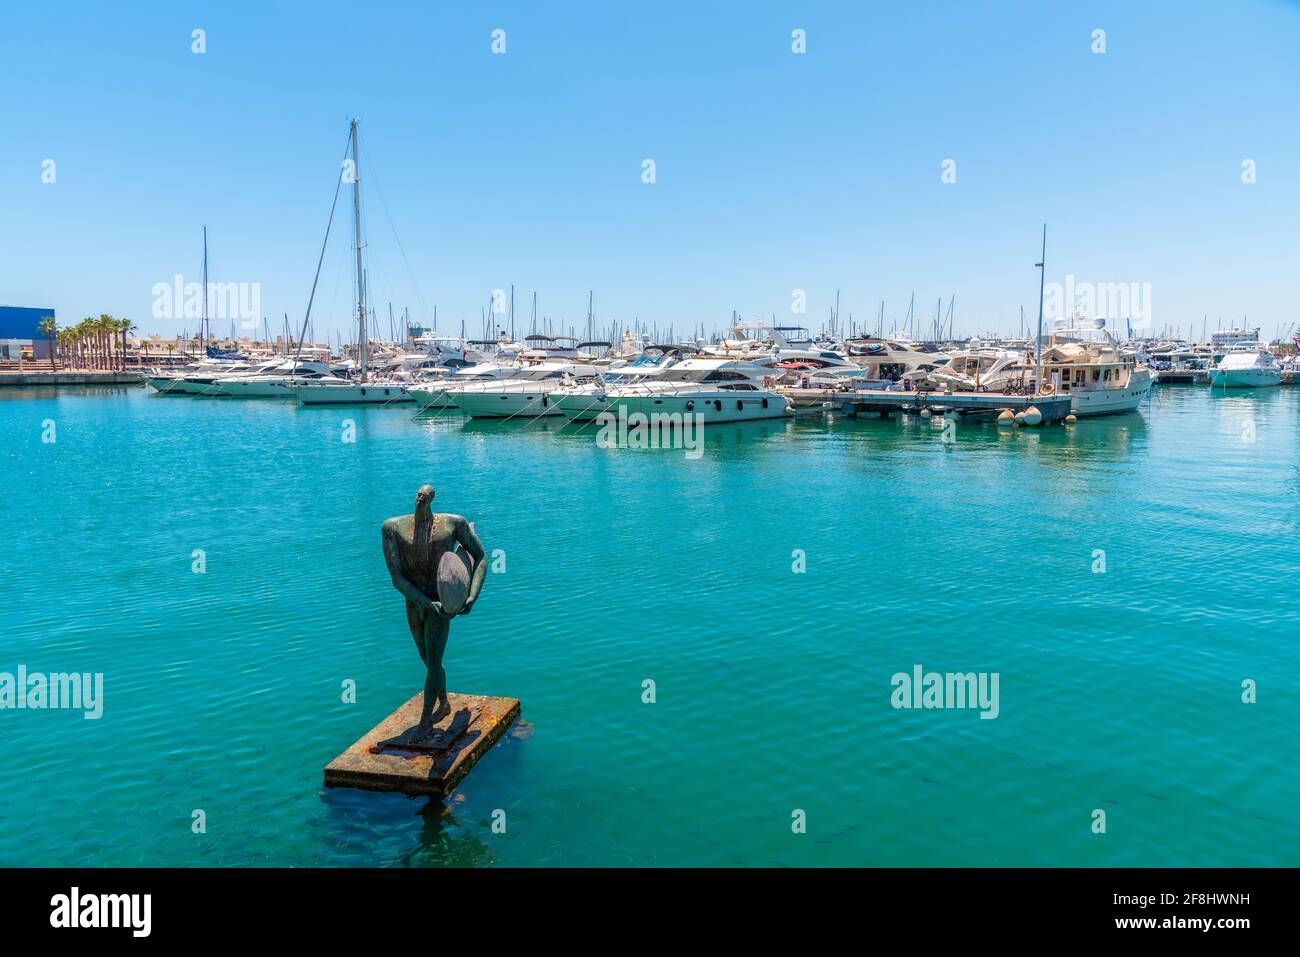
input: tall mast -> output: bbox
[201,225,209,348]
[350,119,368,378]
[1034,224,1047,394]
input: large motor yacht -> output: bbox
[1209,344,1283,388]
[601,356,792,424]
[450,361,601,418]
[548,347,692,422]
[145,356,253,395]
[1011,321,1154,415]
[208,359,342,397]
[840,335,951,382]
[407,361,531,410]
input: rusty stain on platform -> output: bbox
[324,692,520,797]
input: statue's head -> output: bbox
[414,484,435,518]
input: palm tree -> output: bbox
[37,316,57,371]
[95,315,114,370]
[74,318,95,368]
[125,319,137,369]
[57,328,75,368]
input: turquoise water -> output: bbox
[0,384,1296,867]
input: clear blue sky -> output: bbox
[2,1,1297,343]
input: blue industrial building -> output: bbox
[0,305,58,360]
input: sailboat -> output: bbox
[146,227,250,394]
[295,119,414,406]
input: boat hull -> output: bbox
[1066,370,1154,416]
[549,391,612,421]
[1209,368,1282,388]
[453,390,564,418]
[213,379,297,398]
[608,392,791,424]
[295,384,412,405]
[148,377,227,396]
[146,376,189,394]
[408,388,458,410]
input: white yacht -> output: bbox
[295,374,414,405]
[409,334,493,369]
[1209,344,1282,388]
[145,356,248,394]
[207,359,341,397]
[407,361,529,410]
[452,362,601,418]
[602,356,792,424]
[548,347,691,421]
[841,336,951,382]
[1019,322,1154,415]
[919,348,1028,392]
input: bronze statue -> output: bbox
[382,485,487,737]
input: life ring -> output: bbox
[1039,383,1055,395]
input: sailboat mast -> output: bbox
[201,226,209,349]
[350,119,368,378]
[1034,224,1047,393]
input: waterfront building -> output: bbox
[0,305,57,361]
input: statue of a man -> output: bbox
[381,485,487,736]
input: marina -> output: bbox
[4,0,1298,903]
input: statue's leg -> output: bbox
[406,600,427,665]
[417,614,452,728]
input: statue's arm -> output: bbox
[455,517,488,611]
[382,523,440,612]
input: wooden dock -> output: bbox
[779,387,1074,424]
[324,691,519,797]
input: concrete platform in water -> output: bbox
[0,371,144,387]
[324,691,519,797]
[779,388,1074,424]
